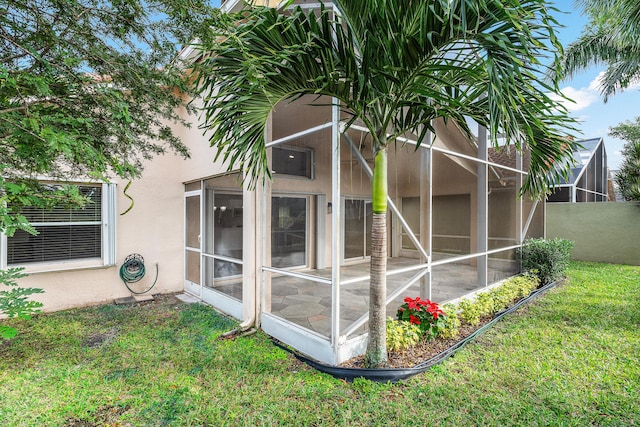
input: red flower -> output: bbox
[401,296,445,322]
[404,297,422,311]
[425,301,444,319]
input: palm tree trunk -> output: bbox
[365,147,388,368]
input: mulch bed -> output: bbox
[338,300,536,369]
[338,322,490,369]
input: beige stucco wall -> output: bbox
[177,101,234,184]
[17,151,186,313]
[13,100,228,313]
[547,202,640,265]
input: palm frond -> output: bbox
[194,5,356,188]
[598,57,640,100]
[194,0,576,197]
[561,29,622,77]
[561,0,640,99]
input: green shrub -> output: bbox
[474,292,496,317]
[520,238,573,285]
[487,285,513,313]
[1,268,44,340]
[386,318,422,352]
[456,273,540,326]
[507,273,540,298]
[457,299,482,325]
[439,304,461,339]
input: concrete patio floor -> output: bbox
[210,256,518,338]
[268,257,484,338]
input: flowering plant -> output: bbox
[396,296,447,340]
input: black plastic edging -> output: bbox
[275,279,561,383]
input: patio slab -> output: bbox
[268,257,487,338]
[203,256,517,339]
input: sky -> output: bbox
[550,1,639,170]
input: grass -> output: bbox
[1,261,638,426]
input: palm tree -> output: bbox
[195,0,576,367]
[561,0,640,100]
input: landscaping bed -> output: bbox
[342,278,559,369]
[337,237,574,373]
[285,277,561,382]
[342,322,497,369]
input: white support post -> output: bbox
[243,182,257,327]
[260,116,273,322]
[516,151,523,246]
[420,133,432,299]
[316,194,327,269]
[477,123,488,287]
[331,99,341,358]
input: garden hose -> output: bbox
[119,253,159,295]
[120,180,134,216]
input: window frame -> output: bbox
[0,181,117,272]
[271,145,315,180]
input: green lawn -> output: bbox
[1,261,638,426]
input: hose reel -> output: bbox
[119,253,159,295]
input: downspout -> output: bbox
[256,116,273,329]
[239,182,257,330]
[220,178,257,337]
[223,122,272,336]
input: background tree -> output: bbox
[561,0,640,100]
[1,0,219,235]
[0,0,218,339]
[610,117,640,201]
[196,0,577,367]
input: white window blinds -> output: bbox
[2,182,117,267]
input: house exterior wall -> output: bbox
[177,101,231,184]
[7,102,219,313]
[14,151,186,313]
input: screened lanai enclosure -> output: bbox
[547,137,609,203]
[184,96,545,365]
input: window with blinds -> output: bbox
[3,184,116,266]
